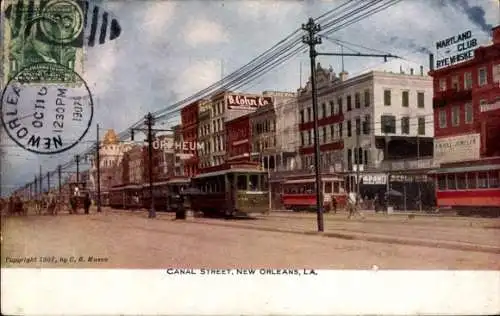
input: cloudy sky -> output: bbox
[1,0,499,196]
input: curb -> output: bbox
[104,209,500,254]
[185,218,500,255]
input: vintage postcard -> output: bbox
[1,0,500,315]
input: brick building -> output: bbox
[226,113,252,163]
[430,25,500,164]
[196,90,271,171]
[181,100,200,177]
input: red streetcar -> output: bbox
[432,158,500,217]
[281,174,347,212]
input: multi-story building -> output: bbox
[298,64,434,174]
[151,134,175,181]
[89,129,133,193]
[197,90,270,171]
[428,25,500,213]
[430,25,500,164]
[250,91,297,171]
[226,113,252,163]
[181,100,200,177]
[127,145,146,185]
[198,98,212,169]
[172,124,183,176]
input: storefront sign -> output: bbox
[434,133,480,164]
[435,30,477,69]
[227,95,272,109]
[480,99,500,112]
[362,174,387,185]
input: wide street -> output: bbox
[1,208,499,269]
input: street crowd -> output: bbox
[0,192,93,217]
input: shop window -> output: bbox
[333,182,340,193]
[347,120,352,137]
[478,172,488,188]
[447,174,456,190]
[330,101,335,115]
[438,175,447,190]
[456,173,467,189]
[488,171,499,188]
[381,115,396,134]
[401,116,410,134]
[439,110,447,128]
[464,72,472,89]
[337,97,343,114]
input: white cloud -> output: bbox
[141,2,177,41]
[174,59,221,98]
[184,19,229,47]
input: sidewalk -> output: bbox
[104,208,500,255]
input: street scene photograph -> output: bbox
[1,0,500,271]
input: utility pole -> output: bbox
[355,126,361,208]
[47,172,50,193]
[301,19,400,230]
[417,134,422,212]
[58,165,62,194]
[131,114,174,219]
[96,124,102,212]
[76,155,80,184]
[385,130,391,211]
[145,113,155,218]
[34,175,38,198]
[302,18,324,232]
[39,165,42,195]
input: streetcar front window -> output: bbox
[261,174,268,190]
[324,182,333,194]
[249,174,259,191]
[447,174,456,190]
[237,175,247,190]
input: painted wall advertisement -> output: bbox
[434,133,480,164]
[227,95,273,109]
[435,30,477,69]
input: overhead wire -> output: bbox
[13,0,406,192]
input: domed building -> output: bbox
[89,129,133,194]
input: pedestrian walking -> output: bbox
[83,193,91,214]
[347,192,364,219]
[331,194,337,214]
[69,196,78,214]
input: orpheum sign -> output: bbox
[227,94,272,109]
[434,133,480,164]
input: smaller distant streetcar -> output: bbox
[432,158,500,217]
[281,174,347,212]
[190,162,268,218]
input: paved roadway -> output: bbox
[1,208,499,269]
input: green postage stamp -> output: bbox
[1,0,85,84]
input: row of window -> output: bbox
[253,135,277,150]
[283,181,343,194]
[253,119,276,135]
[383,90,426,108]
[437,171,500,190]
[299,115,427,146]
[438,65,499,92]
[437,102,475,129]
[381,115,426,135]
[299,89,426,124]
[212,118,224,133]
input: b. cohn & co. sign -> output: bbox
[227,95,272,109]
